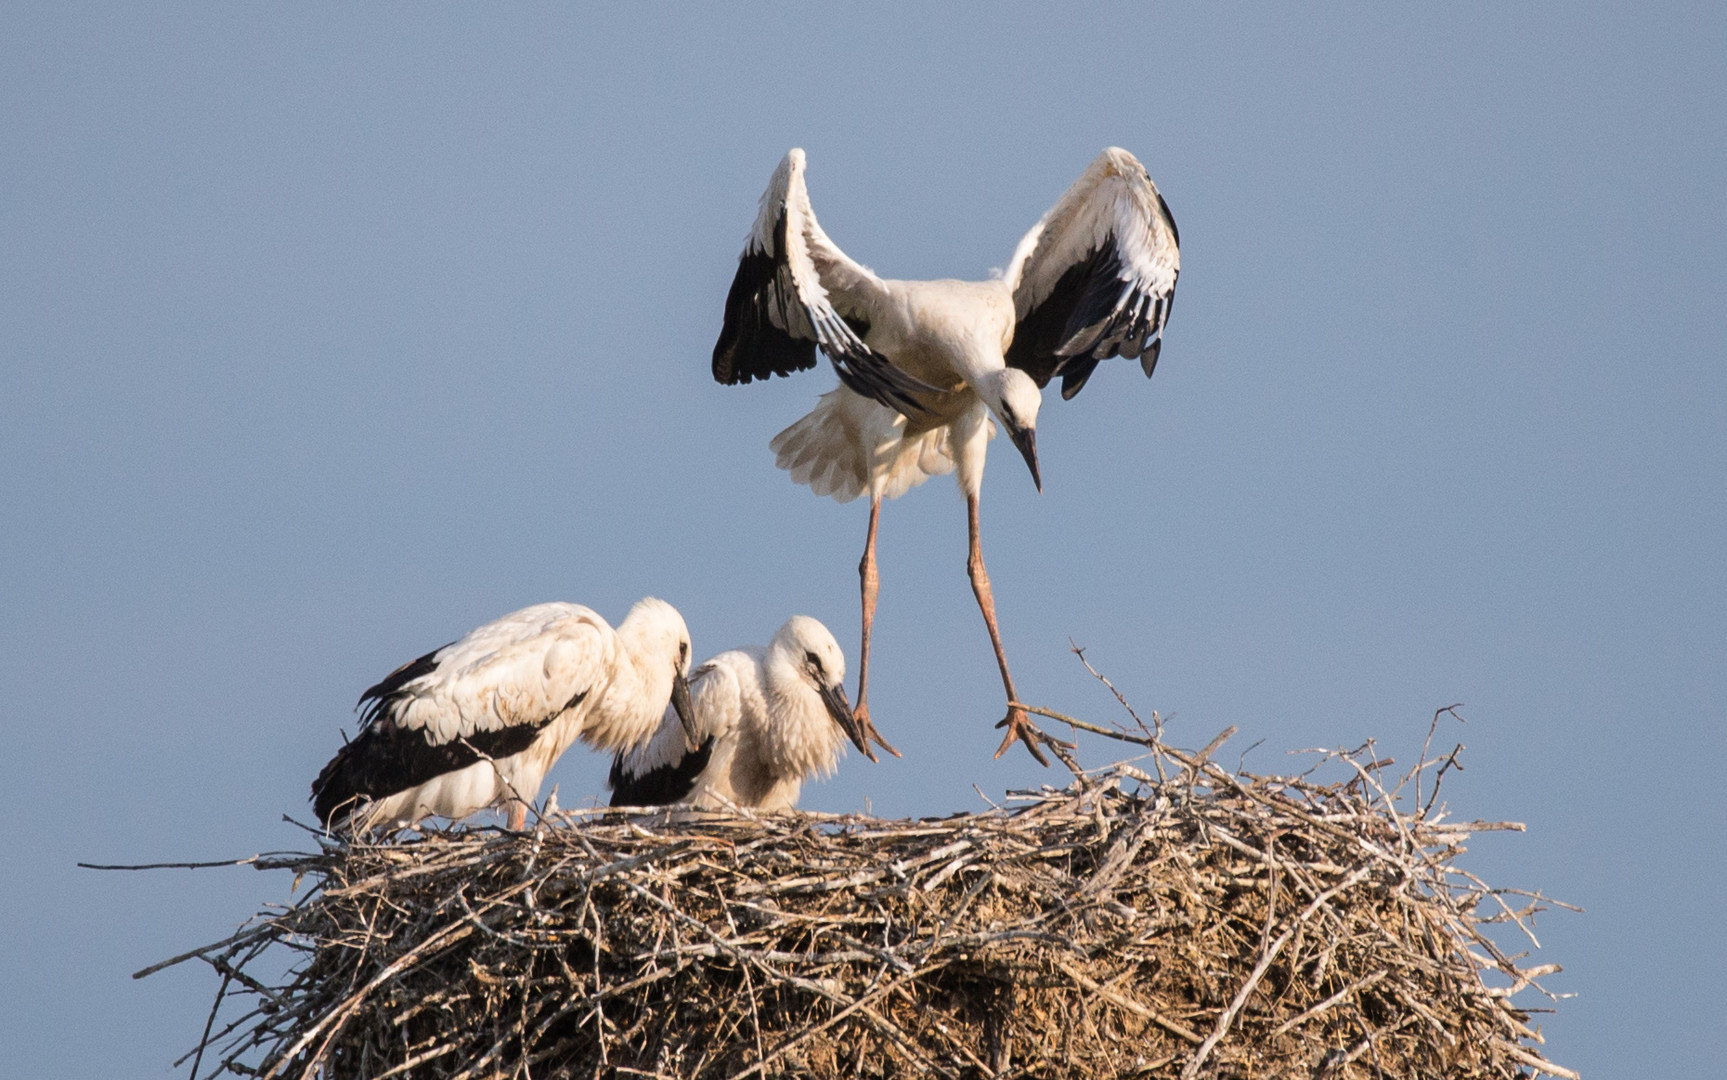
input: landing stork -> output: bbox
[713,147,1180,762]
[609,615,867,811]
[312,597,697,832]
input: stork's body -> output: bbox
[715,148,1181,761]
[609,616,866,811]
[312,598,696,832]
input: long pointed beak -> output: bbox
[1007,423,1041,493]
[819,680,869,756]
[670,668,699,751]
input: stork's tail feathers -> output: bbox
[771,395,867,501]
[770,389,954,503]
[311,739,367,827]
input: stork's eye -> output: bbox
[804,650,823,675]
[679,641,689,661]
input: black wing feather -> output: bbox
[1006,244,1119,392]
[608,736,716,808]
[355,643,449,729]
[824,321,943,415]
[1058,356,1103,399]
[310,709,566,826]
[1156,189,1180,248]
[713,209,820,385]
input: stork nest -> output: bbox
[149,708,1574,1080]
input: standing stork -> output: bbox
[713,147,1180,763]
[312,597,697,832]
[609,615,868,811]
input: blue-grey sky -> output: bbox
[3,4,1722,1076]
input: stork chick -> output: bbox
[609,615,868,812]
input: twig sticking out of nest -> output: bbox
[147,706,1574,1080]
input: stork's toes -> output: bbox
[993,705,1062,767]
[851,702,901,761]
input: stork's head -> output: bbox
[621,597,698,748]
[983,368,1044,492]
[769,615,866,757]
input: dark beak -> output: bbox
[670,667,699,751]
[819,680,870,757]
[1006,421,1041,493]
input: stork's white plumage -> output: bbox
[608,616,868,812]
[312,598,697,832]
[713,148,1180,762]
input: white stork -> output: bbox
[608,615,868,811]
[312,597,697,832]
[713,147,1180,763]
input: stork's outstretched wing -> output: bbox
[713,149,938,415]
[1004,147,1181,400]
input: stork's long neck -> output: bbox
[585,622,673,755]
[759,653,843,783]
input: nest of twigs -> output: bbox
[147,705,1573,1080]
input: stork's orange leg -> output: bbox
[851,495,898,760]
[506,800,527,831]
[963,493,1056,766]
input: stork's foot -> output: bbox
[851,701,901,762]
[993,704,1072,767]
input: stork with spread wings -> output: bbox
[713,147,1179,763]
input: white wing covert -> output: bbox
[369,604,607,747]
[1004,147,1181,400]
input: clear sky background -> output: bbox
[3,4,1722,1076]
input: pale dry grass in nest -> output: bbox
[131,691,1574,1080]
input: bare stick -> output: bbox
[1413,703,1465,813]
[80,853,306,872]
